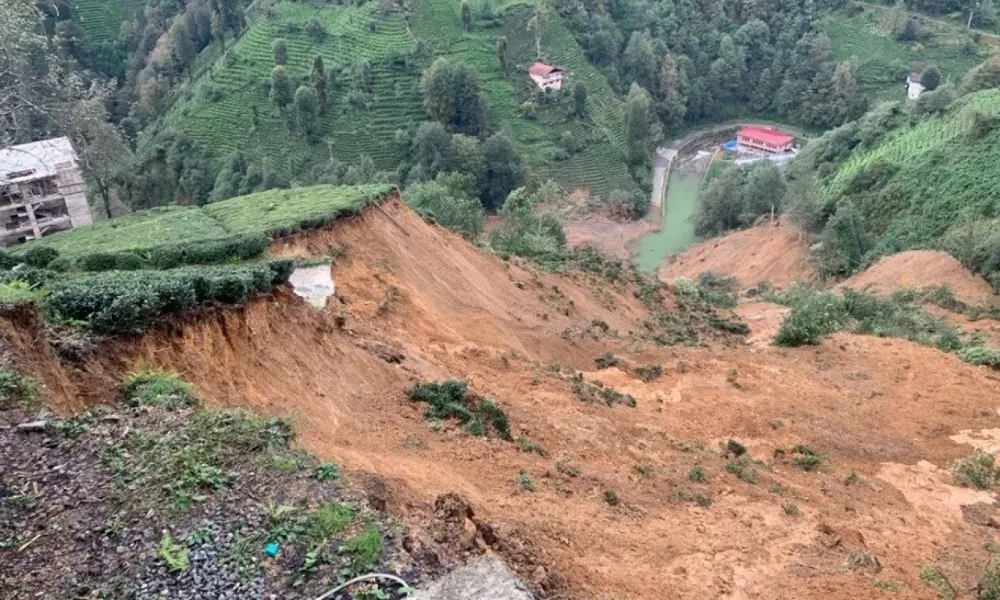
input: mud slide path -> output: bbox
[11,200,1000,599]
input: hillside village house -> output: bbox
[906,72,926,101]
[0,137,92,247]
[528,62,564,91]
[736,126,795,154]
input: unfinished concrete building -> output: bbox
[0,137,92,247]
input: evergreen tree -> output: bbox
[657,55,686,131]
[497,36,508,73]
[922,64,941,91]
[420,58,488,135]
[170,19,196,75]
[572,82,588,118]
[622,32,657,92]
[272,38,288,66]
[481,133,524,211]
[295,86,319,142]
[270,65,293,112]
[461,1,473,30]
[311,55,328,109]
[825,62,865,127]
[624,84,652,166]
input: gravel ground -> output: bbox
[0,402,445,600]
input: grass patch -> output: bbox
[951,449,999,490]
[0,369,41,409]
[687,466,709,483]
[555,457,581,478]
[516,437,547,456]
[725,459,759,484]
[633,364,663,382]
[570,374,636,408]
[408,380,513,440]
[517,471,536,492]
[314,462,342,482]
[121,367,200,410]
[342,524,384,573]
[920,566,956,600]
[791,445,824,472]
[782,502,801,516]
[0,281,46,305]
[603,490,621,506]
[157,531,190,573]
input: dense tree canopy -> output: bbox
[421,58,489,136]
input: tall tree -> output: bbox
[657,54,686,131]
[572,82,588,118]
[170,18,196,76]
[825,62,865,126]
[527,0,549,58]
[496,36,508,73]
[420,58,488,135]
[481,133,523,211]
[461,1,473,30]
[272,38,288,66]
[311,55,328,109]
[270,65,293,112]
[624,83,652,165]
[295,86,319,142]
[622,31,657,92]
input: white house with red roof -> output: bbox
[736,126,794,154]
[528,62,564,91]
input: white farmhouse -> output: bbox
[906,72,926,101]
[528,62,564,91]
[0,137,92,247]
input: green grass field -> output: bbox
[149,0,637,198]
[818,89,1000,246]
[14,184,393,258]
[822,8,985,101]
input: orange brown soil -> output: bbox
[564,214,656,260]
[7,198,1000,599]
[839,250,995,305]
[660,220,815,287]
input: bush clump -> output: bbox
[46,260,293,335]
[775,291,847,346]
[408,380,513,440]
[0,369,40,408]
[24,246,59,268]
[951,449,999,490]
[121,368,201,409]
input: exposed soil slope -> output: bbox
[840,250,995,305]
[6,201,1000,600]
[660,221,814,287]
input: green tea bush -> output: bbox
[74,234,269,272]
[408,379,513,440]
[0,249,19,270]
[46,260,293,335]
[24,246,59,268]
[775,292,848,346]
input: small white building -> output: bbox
[0,137,92,247]
[906,72,926,101]
[528,62,564,91]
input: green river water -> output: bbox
[632,171,703,272]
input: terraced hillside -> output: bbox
[822,7,985,101]
[149,0,637,196]
[72,0,127,44]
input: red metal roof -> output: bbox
[528,62,562,77]
[737,126,794,147]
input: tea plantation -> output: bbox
[150,0,638,197]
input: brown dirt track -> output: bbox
[7,199,1000,599]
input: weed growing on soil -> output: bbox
[121,367,200,409]
[782,502,801,516]
[873,579,899,591]
[845,471,862,486]
[958,345,1000,368]
[791,445,823,471]
[979,555,1000,600]
[555,457,582,478]
[696,272,739,308]
[633,364,663,382]
[725,459,759,484]
[343,525,384,572]
[688,466,709,483]
[603,490,621,506]
[157,531,190,573]
[517,471,536,492]
[594,352,622,369]
[920,567,956,599]
[570,374,636,407]
[634,462,654,477]
[517,437,547,456]
[408,380,513,440]
[726,439,748,457]
[844,550,881,571]
[314,462,342,481]
[951,450,999,489]
[0,369,40,409]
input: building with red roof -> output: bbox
[736,126,794,153]
[528,62,564,91]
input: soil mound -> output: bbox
[839,250,994,305]
[660,221,814,287]
[6,200,1000,600]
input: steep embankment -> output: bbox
[7,200,1000,599]
[659,220,815,287]
[839,250,995,304]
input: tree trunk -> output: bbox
[968,9,975,29]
